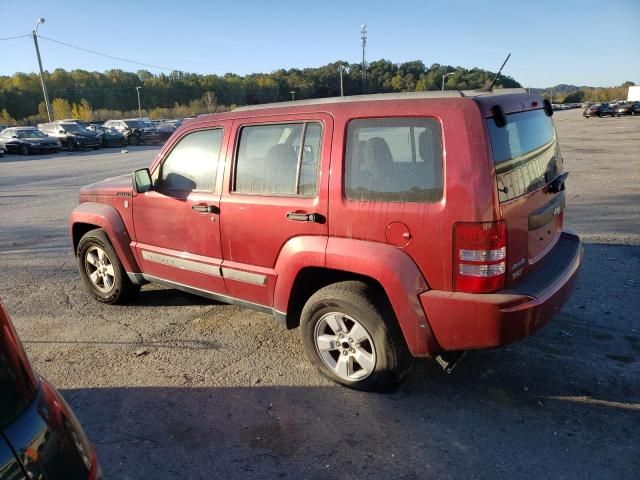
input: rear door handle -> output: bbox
[192,204,220,214]
[286,211,323,223]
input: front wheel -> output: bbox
[77,229,137,304]
[67,140,76,152]
[300,281,412,392]
[20,144,30,155]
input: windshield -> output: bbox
[124,120,149,129]
[61,124,85,132]
[17,130,46,138]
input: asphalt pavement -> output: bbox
[0,111,638,479]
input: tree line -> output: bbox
[536,81,636,104]
[0,60,522,124]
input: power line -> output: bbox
[37,35,182,72]
[0,34,30,41]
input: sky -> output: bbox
[1,0,638,88]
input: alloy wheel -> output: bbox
[84,246,116,293]
[314,312,376,382]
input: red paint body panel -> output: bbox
[272,235,328,312]
[421,231,582,351]
[70,91,583,360]
[328,98,497,292]
[325,238,437,357]
[69,202,140,273]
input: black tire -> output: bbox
[300,281,412,392]
[20,144,30,155]
[67,139,76,152]
[128,133,140,146]
[77,228,137,304]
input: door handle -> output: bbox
[192,204,220,214]
[286,211,323,223]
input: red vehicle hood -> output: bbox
[79,174,132,198]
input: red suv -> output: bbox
[70,89,582,391]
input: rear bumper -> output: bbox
[420,231,583,351]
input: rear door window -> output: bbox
[234,122,321,197]
[344,117,443,203]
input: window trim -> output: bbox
[343,115,445,204]
[152,126,224,194]
[231,120,323,198]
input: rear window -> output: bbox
[487,109,555,164]
[345,118,443,203]
[487,109,562,202]
[0,314,37,427]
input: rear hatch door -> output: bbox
[486,108,566,285]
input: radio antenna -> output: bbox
[487,53,511,91]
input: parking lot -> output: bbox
[0,110,638,479]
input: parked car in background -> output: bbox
[153,121,177,141]
[614,102,640,116]
[70,89,582,392]
[0,127,62,155]
[0,300,102,479]
[583,103,614,117]
[38,121,102,151]
[102,119,162,145]
[86,124,127,147]
[0,124,9,133]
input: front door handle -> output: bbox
[286,211,323,223]
[192,204,220,214]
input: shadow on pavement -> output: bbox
[63,355,639,480]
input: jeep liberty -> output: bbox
[70,89,583,391]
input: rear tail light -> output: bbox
[454,220,507,293]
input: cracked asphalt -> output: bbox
[0,110,638,479]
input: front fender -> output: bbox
[69,202,140,273]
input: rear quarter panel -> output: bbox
[328,98,498,292]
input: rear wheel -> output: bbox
[300,281,412,392]
[77,229,137,304]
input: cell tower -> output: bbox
[360,24,367,85]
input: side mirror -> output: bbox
[133,168,153,193]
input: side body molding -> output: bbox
[69,202,141,273]
[326,238,437,357]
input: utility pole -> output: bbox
[136,86,142,118]
[32,18,52,122]
[441,71,455,91]
[360,24,367,91]
[338,64,349,97]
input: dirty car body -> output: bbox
[70,89,582,391]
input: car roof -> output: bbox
[232,88,528,112]
[184,88,533,127]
